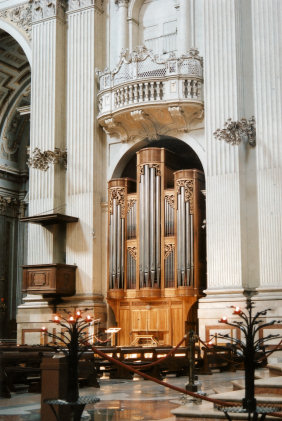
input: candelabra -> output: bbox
[41,309,98,402]
[217,298,282,420]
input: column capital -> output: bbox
[29,0,67,23]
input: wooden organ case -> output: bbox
[107,148,206,346]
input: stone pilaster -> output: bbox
[28,0,66,264]
[252,0,282,296]
[65,0,106,300]
[198,0,258,339]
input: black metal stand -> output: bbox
[44,396,100,421]
[217,405,280,421]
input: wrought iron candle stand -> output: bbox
[216,298,282,421]
[41,310,100,421]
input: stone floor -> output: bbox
[0,371,248,421]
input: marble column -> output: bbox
[115,0,129,57]
[177,0,193,54]
[198,0,259,339]
[28,0,66,264]
[65,0,106,312]
[252,0,282,301]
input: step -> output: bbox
[268,364,282,377]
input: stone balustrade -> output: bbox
[96,46,204,142]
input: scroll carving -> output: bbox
[109,187,125,217]
[165,193,175,209]
[164,243,175,259]
[127,246,137,260]
[138,163,161,180]
[127,198,136,213]
[176,179,194,211]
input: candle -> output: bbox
[85,315,92,322]
[76,310,81,319]
[220,316,228,323]
[69,316,75,323]
[234,306,241,315]
[41,326,47,332]
[53,315,60,323]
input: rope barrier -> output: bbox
[90,343,237,408]
[115,334,187,370]
[89,343,282,417]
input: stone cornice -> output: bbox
[67,0,103,13]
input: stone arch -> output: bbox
[0,19,32,66]
[111,135,205,179]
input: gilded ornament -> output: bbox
[164,243,175,259]
[214,116,256,146]
[127,246,137,259]
[27,147,67,171]
[109,187,125,217]
[176,179,194,211]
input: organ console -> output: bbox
[107,148,206,346]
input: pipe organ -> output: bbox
[108,148,206,346]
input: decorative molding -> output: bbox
[164,243,175,259]
[109,187,125,217]
[101,118,128,143]
[0,3,32,40]
[130,110,159,141]
[68,0,104,12]
[30,0,67,22]
[27,147,67,171]
[214,117,256,147]
[165,193,175,209]
[168,106,187,132]
[127,246,137,259]
[176,179,194,211]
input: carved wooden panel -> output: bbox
[22,264,76,296]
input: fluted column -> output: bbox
[203,0,258,293]
[28,0,66,264]
[66,0,106,296]
[115,0,129,56]
[252,0,282,293]
[178,0,193,54]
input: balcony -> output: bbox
[97,47,204,142]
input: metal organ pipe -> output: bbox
[156,174,161,285]
[150,167,156,283]
[144,165,150,285]
[121,218,124,288]
[139,173,144,287]
[117,204,121,286]
[177,192,181,286]
[112,199,117,287]
[190,213,194,287]
[185,201,191,286]
[180,187,185,285]
[109,213,113,288]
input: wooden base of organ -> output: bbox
[107,148,206,346]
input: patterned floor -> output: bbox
[0,371,246,420]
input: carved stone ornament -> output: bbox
[0,195,25,217]
[127,246,137,260]
[109,187,125,217]
[0,4,32,40]
[115,0,129,6]
[176,179,194,211]
[27,147,67,171]
[164,243,175,259]
[165,193,175,209]
[68,0,104,12]
[214,116,256,147]
[29,0,67,22]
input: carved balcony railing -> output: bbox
[96,47,204,142]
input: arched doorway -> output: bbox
[0,29,30,339]
[107,138,206,346]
